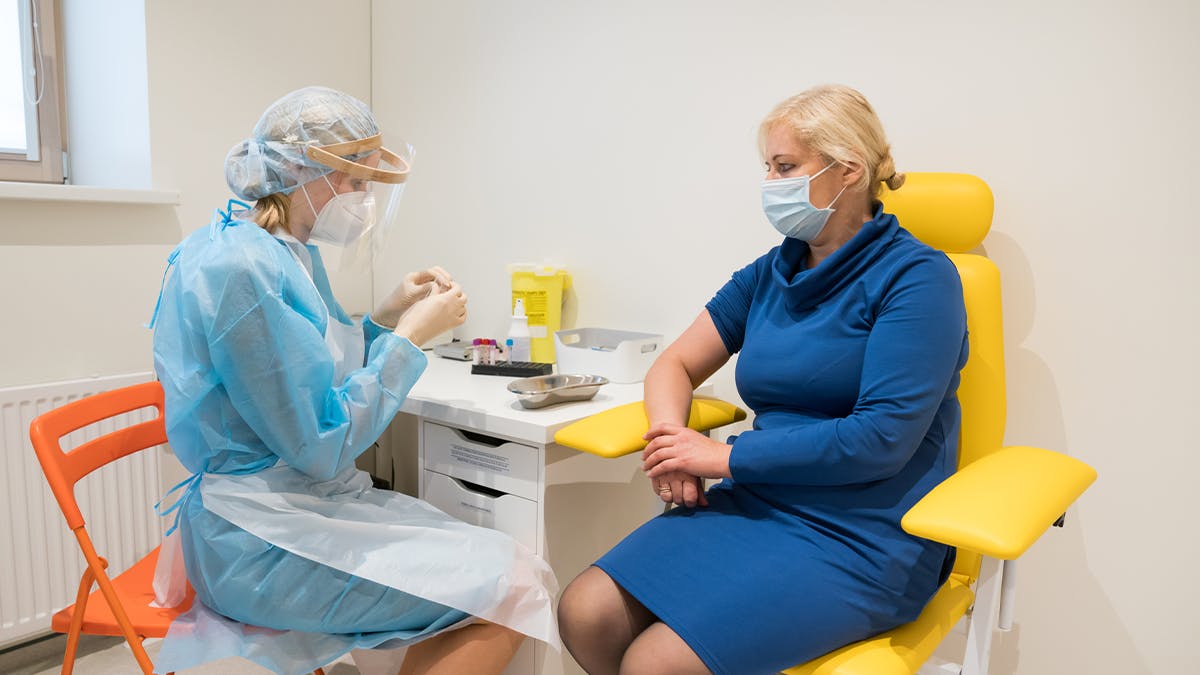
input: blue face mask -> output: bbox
[761,162,846,242]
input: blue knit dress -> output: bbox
[594,206,967,675]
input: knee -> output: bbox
[558,570,605,640]
[559,568,661,675]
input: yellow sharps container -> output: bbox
[508,263,571,363]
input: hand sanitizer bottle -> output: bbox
[508,299,532,362]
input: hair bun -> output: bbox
[876,153,904,191]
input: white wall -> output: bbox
[371,1,1198,673]
[0,0,161,390]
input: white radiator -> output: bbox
[0,372,164,649]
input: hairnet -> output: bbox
[225,87,381,201]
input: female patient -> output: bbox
[557,84,967,675]
[151,87,557,674]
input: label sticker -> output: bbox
[450,444,511,474]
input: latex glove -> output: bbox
[372,266,453,328]
[393,281,467,348]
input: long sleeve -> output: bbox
[729,255,967,486]
[363,314,394,362]
[203,251,426,481]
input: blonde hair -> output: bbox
[252,192,291,233]
[759,84,905,197]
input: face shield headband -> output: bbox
[306,133,410,184]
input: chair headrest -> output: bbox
[879,172,994,253]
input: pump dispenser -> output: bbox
[508,299,533,362]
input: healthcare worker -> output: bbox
[150,87,558,675]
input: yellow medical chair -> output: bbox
[553,172,1097,675]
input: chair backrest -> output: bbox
[880,172,1002,582]
[29,381,167,531]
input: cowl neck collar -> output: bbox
[770,203,899,311]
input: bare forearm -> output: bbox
[643,353,696,428]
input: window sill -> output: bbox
[0,181,180,205]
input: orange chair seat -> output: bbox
[784,574,974,675]
[51,545,195,638]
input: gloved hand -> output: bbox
[372,266,453,329]
[393,281,468,348]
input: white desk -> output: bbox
[400,356,654,446]
[398,357,709,675]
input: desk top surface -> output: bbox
[400,355,655,445]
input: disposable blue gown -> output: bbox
[595,206,967,675]
[150,206,557,674]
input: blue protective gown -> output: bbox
[595,206,967,675]
[150,206,557,674]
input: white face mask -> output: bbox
[301,176,377,247]
[761,162,846,242]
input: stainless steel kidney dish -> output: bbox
[506,374,609,409]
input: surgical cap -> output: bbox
[224,86,380,201]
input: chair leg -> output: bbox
[962,556,1003,675]
[75,545,155,674]
[61,564,100,675]
[60,630,79,675]
[128,635,158,674]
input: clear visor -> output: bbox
[307,136,413,270]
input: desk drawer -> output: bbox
[422,421,539,501]
[423,470,538,552]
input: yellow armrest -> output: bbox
[554,397,747,458]
[901,445,1097,559]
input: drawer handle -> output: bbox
[456,428,507,448]
[452,476,507,499]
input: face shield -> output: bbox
[303,134,413,269]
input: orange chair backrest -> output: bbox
[881,172,1003,582]
[29,381,167,531]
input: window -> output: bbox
[0,0,64,183]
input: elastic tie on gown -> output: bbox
[155,472,202,536]
[146,199,252,329]
[212,198,252,238]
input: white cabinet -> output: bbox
[421,423,539,552]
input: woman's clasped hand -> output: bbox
[642,423,732,507]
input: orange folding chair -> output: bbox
[28,381,325,675]
[29,380,190,674]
